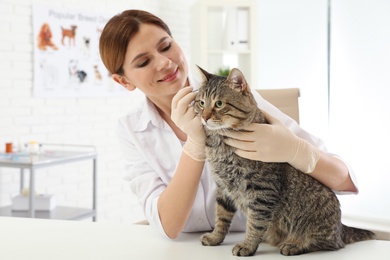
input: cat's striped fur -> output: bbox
[194,67,375,256]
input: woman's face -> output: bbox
[113,23,189,100]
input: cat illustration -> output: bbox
[194,66,375,256]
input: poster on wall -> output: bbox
[32,4,125,98]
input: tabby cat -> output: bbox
[193,66,375,256]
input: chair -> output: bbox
[256,88,300,124]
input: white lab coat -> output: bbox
[116,78,358,238]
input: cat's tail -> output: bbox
[342,224,376,244]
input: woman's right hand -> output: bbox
[171,86,206,161]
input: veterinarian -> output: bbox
[99,10,358,239]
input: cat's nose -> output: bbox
[202,115,211,122]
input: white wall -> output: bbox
[256,0,390,224]
[255,0,329,139]
[0,0,194,223]
[329,0,390,221]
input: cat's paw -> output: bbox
[232,243,258,256]
[280,243,305,256]
[200,232,224,246]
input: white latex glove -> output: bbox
[223,111,320,173]
[171,86,206,161]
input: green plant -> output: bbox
[216,67,230,76]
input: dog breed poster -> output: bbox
[33,4,126,98]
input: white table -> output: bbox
[0,217,389,260]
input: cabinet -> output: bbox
[0,144,97,221]
[191,0,257,86]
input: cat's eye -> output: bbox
[215,100,224,108]
[199,100,205,108]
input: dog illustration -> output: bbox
[83,37,90,48]
[68,60,87,83]
[61,25,77,46]
[40,59,59,89]
[82,37,91,57]
[37,23,58,50]
[93,65,102,83]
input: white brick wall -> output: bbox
[0,0,197,223]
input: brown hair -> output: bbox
[99,10,172,75]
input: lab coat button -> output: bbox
[197,218,204,225]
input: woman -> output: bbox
[99,10,357,239]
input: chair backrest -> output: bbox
[256,88,300,124]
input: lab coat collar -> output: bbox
[133,96,167,132]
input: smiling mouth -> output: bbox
[158,68,178,82]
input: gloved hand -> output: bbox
[222,111,320,173]
[171,86,206,161]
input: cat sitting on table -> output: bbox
[193,66,375,256]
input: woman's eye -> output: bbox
[137,59,149,68]
[160,43,171,52]
[215,100,224,108]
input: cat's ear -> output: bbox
[197,65,212,81]
[227,68,248,92]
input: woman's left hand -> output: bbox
[222,111,320,173]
